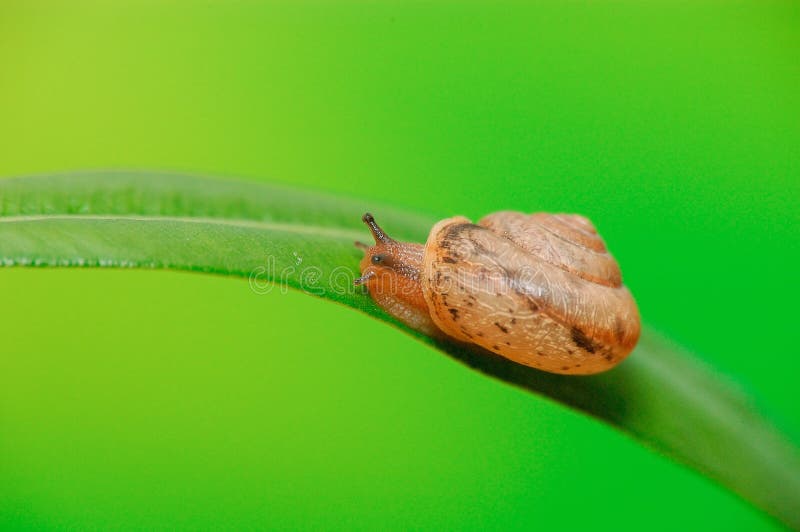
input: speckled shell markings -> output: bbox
[420,213,641,375]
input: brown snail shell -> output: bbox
[355,212,640,375]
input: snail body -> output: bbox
[354,212,640,375]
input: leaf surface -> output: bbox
[1,172,798,529]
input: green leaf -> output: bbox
[2,172,798,529]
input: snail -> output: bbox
[354,212,640,375]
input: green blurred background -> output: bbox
[1,1,798,529]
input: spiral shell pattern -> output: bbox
[421,212,640,375]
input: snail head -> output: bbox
[354,213,420,286]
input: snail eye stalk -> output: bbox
[362,212,394,244]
